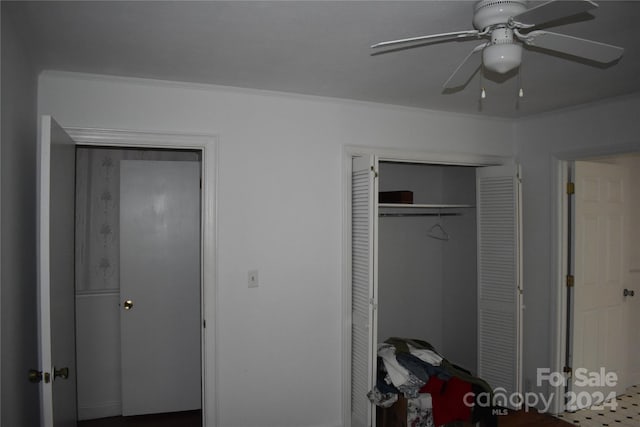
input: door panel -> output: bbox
[572,161,628,408]
[476,162,522,403]
[37,115,77,427]
[350,155,377,427]
[120,160,201,416]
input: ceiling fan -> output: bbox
[371,0,624,89]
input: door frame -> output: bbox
[550,143,640,415]
[341,145,510,427]
[65,126,218,427]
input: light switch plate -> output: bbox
[248,269,259,288]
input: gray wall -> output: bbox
[38,71,513,427]
[1,3,41,425]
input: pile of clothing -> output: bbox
[368,337,497,427]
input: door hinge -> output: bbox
[566,275,575,288]
[369,298,378,309]
[563,366,572,376]
[370,166,378,179]
[567,182,575,195]
[203,319,206,328]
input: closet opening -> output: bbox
[376,161,478,371]
[346,152,522,427]
[74,146,203,426]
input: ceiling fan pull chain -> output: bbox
[480,66,486,100]
[518,61,524,98]
[515,67,523,110]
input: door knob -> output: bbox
[28,369,50,383]
[123,299,134,310]
[623,288,635,297]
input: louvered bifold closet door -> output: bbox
[351,155,376,427]
[476,163,523,403]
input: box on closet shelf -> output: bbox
[379,191,413,204]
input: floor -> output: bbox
[499,409,574,426]
[72,393,640,427]
[554,384,640,427]
[82,412,563,427]
[77,410,201,427]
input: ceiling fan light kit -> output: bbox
[371,0,624,93]
[483,27,522,73]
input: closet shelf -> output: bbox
[378,203,475,209]
[379,203,475,217]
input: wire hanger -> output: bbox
[427,212,450,241]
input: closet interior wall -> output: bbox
[377,162,478,372]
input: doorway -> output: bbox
[559,153,640,414]
[37,119,217,426]
[74,147,203,424]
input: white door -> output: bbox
[119,160,201,416]
[350,155,378,427]
[630,159,640,387]
[37,116,77,427]
[476,163,523,403]
[571,161,628,408]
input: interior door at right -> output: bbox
[571,160,628,408]
[120,160,201,416]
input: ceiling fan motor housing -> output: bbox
[473,0,526,74]
[473,0,528,30]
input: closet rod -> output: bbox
[379,212,462,217]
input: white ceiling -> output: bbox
[15,0,640,117]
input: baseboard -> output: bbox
[78,401,121,421]
[627,373,640,390]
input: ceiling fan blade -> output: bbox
[442,43,487,89]
[510,0,597,28]
[371,29,480,50]
[523,30,624,63]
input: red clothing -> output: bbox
[419,376,472,426]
